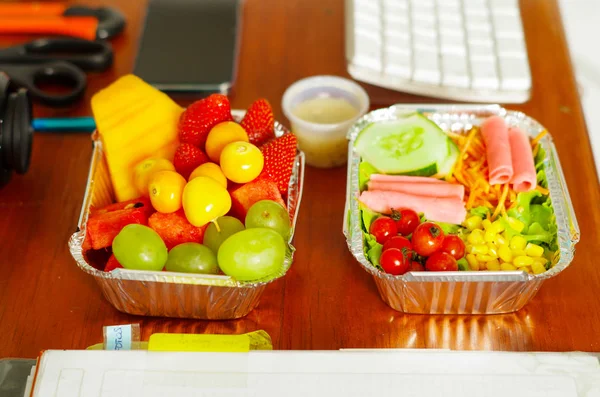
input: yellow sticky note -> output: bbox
[148,334,250,352]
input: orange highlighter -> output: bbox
[0,2,125,40]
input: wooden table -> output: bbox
[1,0,599,358]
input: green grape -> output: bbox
[218,228,286,281]
[245,200,291,240]
[203,216,245,253]
[165,243,218,274]
[112,224,167,271]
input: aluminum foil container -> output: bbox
[69,110,304,320]
[343,104,580,314]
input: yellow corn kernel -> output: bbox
[491,220,505,234]
[476,254,496,262]
[498,245,513,263]
[464,216,483,231]
[467,229,485,245]
[487,243,499,258]
[483,229,496,243]
[509,235,527,251]
[533,257,548,266]
[501,263,518,271]
[482,219,492,230]
[470,244,489,255]
[493,234,506,246]
[466,254,480,271]
[506,217,525,233]
[486,259,501,270]
[514,256,534,267]
[532,261,546,274]
[523,266,533,274]
[512,249,526,257]
[525,243,544,257]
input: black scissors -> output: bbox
[0,37,113,107]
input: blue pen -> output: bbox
[32,117,96,133]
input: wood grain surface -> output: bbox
[1,0,599,358]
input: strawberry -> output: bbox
[240,99,275,146]
[104,254,123,272]
[148,209,208,249]
[260,133,297,194]
[173,143,209,179]
[178,94,233,148]
[229,176,286,220]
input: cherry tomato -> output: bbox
[369,217,398,244]
[382,236,413,260]
[380,248,410,275]
[425,251,458,271]
[408,261,425,272]
[391,208,420,236]
[411,222,445,256]
[441,235,466,260]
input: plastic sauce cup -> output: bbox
[282,75,369,168]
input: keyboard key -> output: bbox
[469,42,495,61]
[490,0,519,16]
[413,50,441,84]
[499,57,531,90]
[385,51,412,79]
[441,54,470,88]
[496,37,527,58]
[413,33,439,51]
[385,27,411,41]
[435,0,460,5]
[384,13,410,27]
[438,9,463,23]
[493,15,524,38]
[385,35,411,53]
[466,21,492,35]
[354,13,381,30]
[412,18,437,37]
[353,33,382,71]
[383,0,409,12]
[470,59,499,89]
[440,33,466,55]
[465,6,490,19]
[411,10,436,24]
[467,31,493,46]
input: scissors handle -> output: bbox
[0,62,87,107]
[0,38,113,72]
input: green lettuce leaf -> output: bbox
[469,206,490,219]
[360,204,379,233]
[457,257,470,271]
[534,145,547,171]
[507,191,542,230]
[536,169,548,188]
[530,204,553,229]
[437,222,461,235]
[523,222,553,244]
[359,161,379,191]
[364,233,383,269]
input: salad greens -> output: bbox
[360,203,384,269]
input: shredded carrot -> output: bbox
[532,143,540,158]
[531,130,548,147]
[536,185,549,195]
[491,184,510,220]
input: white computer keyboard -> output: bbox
[345,0,532,103]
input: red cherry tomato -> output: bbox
[425,251,458,271]
[409,261,425,272]
[391,208,420,236]
[411,222,445,256]
[441,235,466,260]
[382,236,413,260]
[369,217,398,244]
[380,248,410,275]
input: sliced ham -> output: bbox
[481,116,513,185]
[367,181,465,200]
[370,174,446,184]
[359,190,467,225]
[508,127,536,192]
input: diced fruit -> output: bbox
[245,200,291,240]
[112,224,168,271]
[229,176,285,220]
[148,210,208,249]
[133,157,175,197]
[380,248,410,275]
[240,98,275,146]
[412,222,445,257]
[260,133,297,194]
[220,141,264,183]
[205,121,249,163]
[189,162,227,188]
[173,143,209,179]
[204,216,245,253]
[218,228,286,281]
[148,170,186,213]
[382,236,413,260]
[165,243,218,274]
[91,74,183,201]
[425,251,458,271]
[182,176,231,227]
[86,206,149,250]
[369,217,398,245]
[104,254,123,272]
[90,197,154,218]
[178,94,233,149]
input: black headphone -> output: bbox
[0,72,33,188]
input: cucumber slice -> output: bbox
[354,113,449,176]
[437,138,459,176]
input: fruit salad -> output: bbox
[354,112,558,276]
[83,75,299,283]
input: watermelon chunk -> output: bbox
[104,254,123,272]
[229,176,286,220]
[148,209,208,249]
[86,206,149,250]
[90,196,154,218]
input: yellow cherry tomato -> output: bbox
[148,170,186,213]
[205,121,249,163]
[188,162,227,188]
[182,176,232,227]
[220,141,264,183]
[133,157,175,196]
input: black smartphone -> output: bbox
[133,0,241,94]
